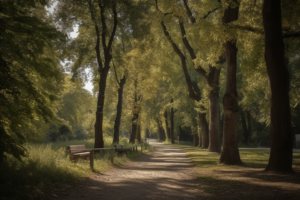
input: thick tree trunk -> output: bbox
[113,76,126,144]
[263,0,293,173]
[170,100,175,144]
[198,112,209,149]
[219,0,242,165]
[193,134,199,147]
[94,67,110,148]
[219,41,242,165]
[207,67,221,152]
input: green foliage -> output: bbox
[0,0,66,160]
[46,123,74,142]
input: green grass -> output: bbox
[179,145,300,169]
[0,137,153,200]
[176,145,300,195]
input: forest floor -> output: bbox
[49,140,300,200]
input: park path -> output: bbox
[52,140,203,200]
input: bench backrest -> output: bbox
[66,145,87,154]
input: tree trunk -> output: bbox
[193,134,199,147]
[220,112,224,144]
[129,112,138,144]
[91,2,118,149]
[170,100,175,144]
[164,110,170,140]
[129,92,139,144]
[240,110,249,145]
[136,124,141,143]
[246,110,252,142]
[263,0,293,173]
[207,67,221,152]
[219,0,242,165]
[94,67,110,148]
[198,112,209,149]
[146,128,150,138]
[113,76,126,144]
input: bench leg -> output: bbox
[90,151,94,169]
[110,149,114,164]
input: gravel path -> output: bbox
[52,140,202,200]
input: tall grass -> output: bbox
[0,137,152,200]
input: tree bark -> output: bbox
[240,110,249,145]
[136,124,141,143]
[193,133,199,147]
[170,99,175,144]
[198,112,209,149]
[113,75,126,144]
[263,0,293,173]
[219,0,242,165]
[207,67,221,152]
[164,110,170,139]
[129,110,139,144]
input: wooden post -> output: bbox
[110,149,114,163]
[141,144,143,152]
[90,150,94,169]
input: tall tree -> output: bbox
[181,0,223,152]
[263,0,293,172]
[91,0,118,148]
[219,0,242,165]
[155,0,209,147]
[112,64,126,144]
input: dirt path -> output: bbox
[51,140,203,200]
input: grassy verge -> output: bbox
[0,137,153,200]
[175,145,300,198]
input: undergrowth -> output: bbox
[0,137,153,200]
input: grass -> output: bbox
[0,137,153,200]
[176,145,300,197]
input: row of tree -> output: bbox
[1,0,300,174]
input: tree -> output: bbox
[263,0,293,173]
[155,0,209,147]
[219,0,242,165]
[112,64,127,144]
[0,0,65,164]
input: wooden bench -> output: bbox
[66,145,90,161]
[66,145,116,169]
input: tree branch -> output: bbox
[98,0,107,50]
[202,6,221,19]
[107,4,118,51]
[183,0,195,24]
[160,20,198,101]
[112,60,120,86]
[178,20,208,81]
[87,0,103,72]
